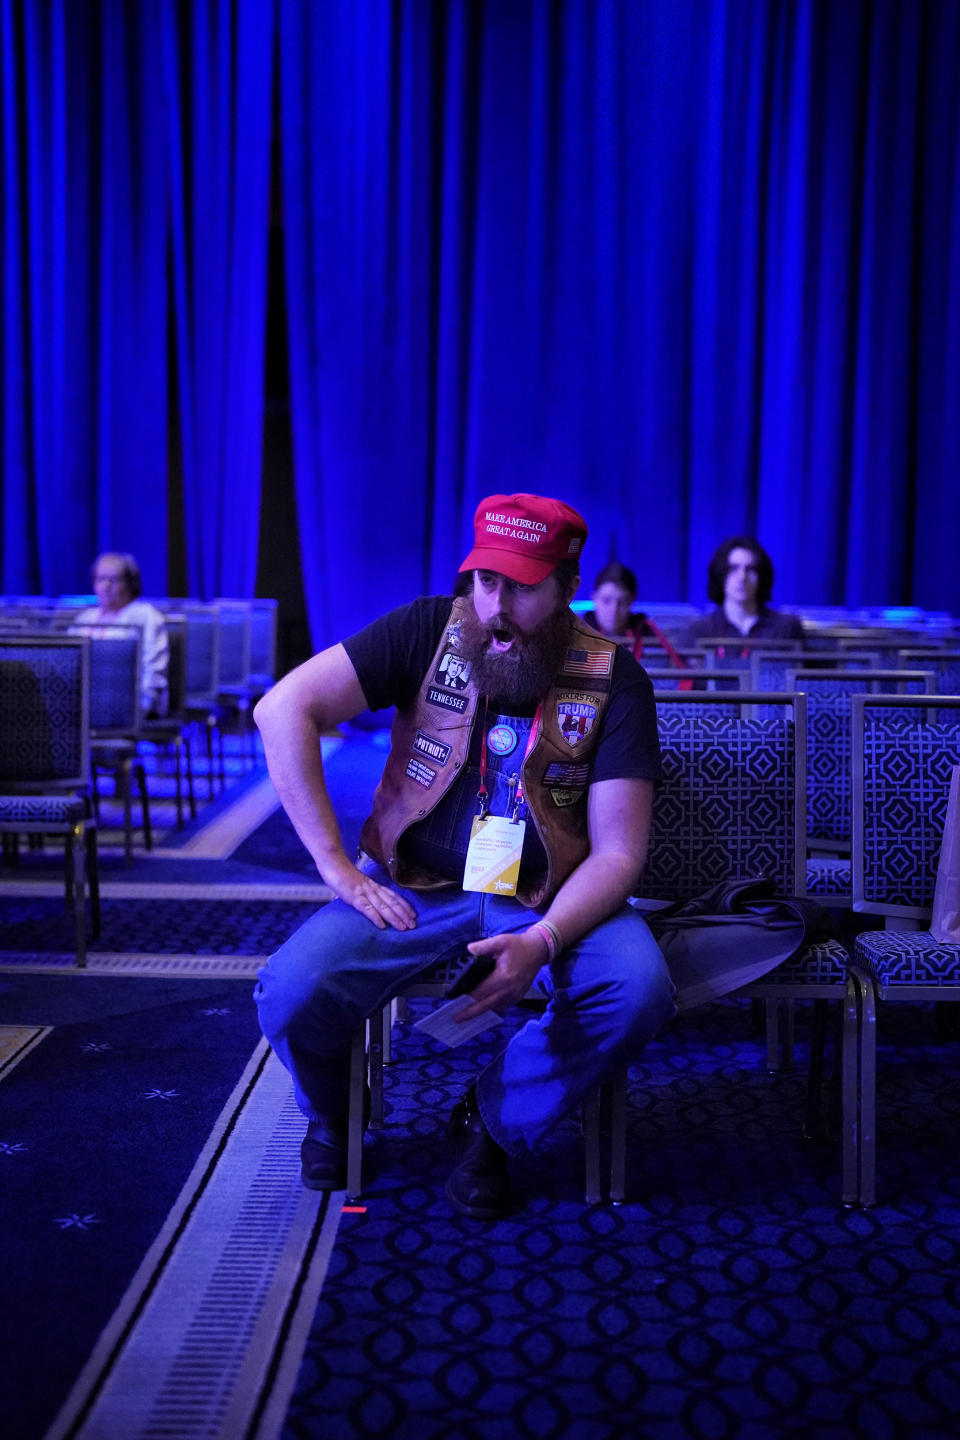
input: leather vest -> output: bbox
[359,597,618,907]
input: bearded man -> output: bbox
[254,493,675,1218]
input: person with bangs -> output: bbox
[678,536,804,651]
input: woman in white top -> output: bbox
[76,552,169,719]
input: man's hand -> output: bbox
[322,853,417,931]
[453,929,549,1022]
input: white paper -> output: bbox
[413,995,503,1048]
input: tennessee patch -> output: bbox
[413,730,451,766]
[405,757,437,788]
[426,686,468,714]
[556,694,599,747]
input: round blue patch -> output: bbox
[487,723,518,756]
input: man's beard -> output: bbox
[458,602,573,708]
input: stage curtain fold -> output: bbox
[1,0,273,599]
[277,0,960,647]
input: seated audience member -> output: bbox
[679,536,804,649]
[253,493,676,1218]
[584,561,687,669]
[76,552,169,718]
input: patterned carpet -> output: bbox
[287,997,960,1440]
[4,731,960,1438]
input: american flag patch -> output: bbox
[563,648,612,677]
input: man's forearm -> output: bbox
[257,714,353,879]
[536,849,642,955]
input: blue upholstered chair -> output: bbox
[848,693,960,1206]
[631,690,855,1201]
[0,635,100,966]
[80,627,152,864]
[787,669,936,854]
[136,615,196,829]
[177,603,222,798]
[212,601,256,776]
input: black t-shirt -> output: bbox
[343,595,662,786]
[344,596,661,881]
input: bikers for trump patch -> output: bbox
[555,695,598,747]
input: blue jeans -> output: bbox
[254,859,676,1157]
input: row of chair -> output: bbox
[0,597,279,857]
[345,689,960,1211]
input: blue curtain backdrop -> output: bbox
[0,0,272,600]
[3,0,959,649]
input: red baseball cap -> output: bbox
[458,493,588,585]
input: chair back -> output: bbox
[0,635,91,790]
[161,615,188,720]
[852,694,960,920]
[694,636,803,673]
[214,601,251,692]
[638,691,806,903]
[897,649,960,699]
[786,668,935,849]
[179,604,220,704]
[75,626,142,735]
[645,667,749,692]
[749,650,879,691]
[248,599,278,687]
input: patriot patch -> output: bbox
[563,647,612,678]
[556,695,598,747]
[413,730,451,766]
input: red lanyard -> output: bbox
[477,698,543,819]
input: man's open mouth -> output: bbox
[490,625,516,653]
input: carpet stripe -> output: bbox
[0,1024,51,1078]
[0,880,332,901]
[46,1046,341,1440]
[165,774,281,858]
[0,955,266,976]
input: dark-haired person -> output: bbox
[75,551,169,718]
[678,537,804,650]
[584,561,688,670]
[253,494,675,1218]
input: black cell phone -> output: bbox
[446,952,496,998]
